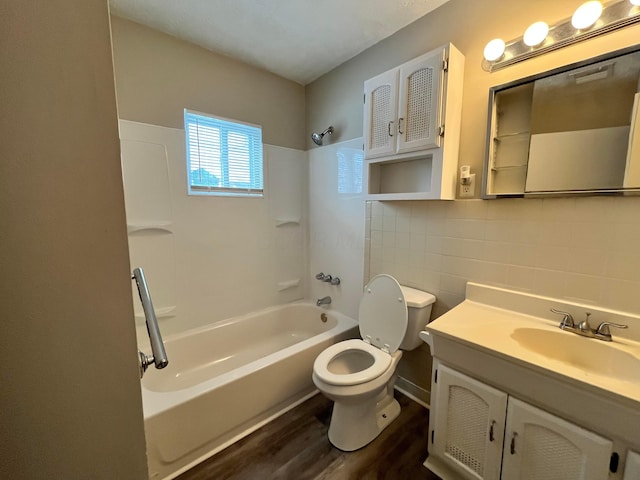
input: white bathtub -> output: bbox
[142,302,358,480]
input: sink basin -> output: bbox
[511,327,640,383]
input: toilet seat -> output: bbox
[313,339,392,386]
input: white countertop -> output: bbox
[423,283,640,406]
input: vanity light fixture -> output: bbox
[483,38,506,61]
[571,1,603,29]
[523,21,550,47]
[482,0,640,72]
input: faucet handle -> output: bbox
[323,274,333,283]
[315,272,326,280]
[330,276,341,286]
[595,321,628,339]
[550,308,574,329]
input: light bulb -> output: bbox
[571,1,603,29]
[523,21,549,47]
[630,0,640,5]
[484,38,506,62]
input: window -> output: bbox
[184,109,264,196]
[338,148,363,194]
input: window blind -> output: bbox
[185,110,263,196]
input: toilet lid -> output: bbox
[358,274,407,354]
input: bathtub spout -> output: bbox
[316,296,332,306]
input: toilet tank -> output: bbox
[399,285,436,350]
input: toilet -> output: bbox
[312,274,436,451]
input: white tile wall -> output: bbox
[367,197,640,318]
[308,138,366,318]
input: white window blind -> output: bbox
[185,109,264,196]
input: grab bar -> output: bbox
[132,267,168,378]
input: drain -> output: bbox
[320,313,328,323]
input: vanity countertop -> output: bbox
[423,283,640,407]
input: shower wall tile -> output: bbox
[309,138,366,319]
[366,196,640,318]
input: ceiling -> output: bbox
[109,0,451,85]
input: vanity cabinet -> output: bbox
[429,365,506,480]
[428,364,613,480]
[363,44,464,200]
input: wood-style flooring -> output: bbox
[177,391,441,480]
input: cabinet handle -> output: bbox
[398,117,404,135]
[510,432,518,455]
[388,121,394,137]
[489,420,496,442]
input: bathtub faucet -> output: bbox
[316,296,332,306]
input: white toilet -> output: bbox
[312,274,435,451]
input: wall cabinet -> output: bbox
[427,364,613,480]
[363,44,464,200]
[484,83,533,197]
[364,52,443,159]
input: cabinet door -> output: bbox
[430,365,507,480]
[364,69,398,159]
[396,50,444,154]
[501,397,613,480]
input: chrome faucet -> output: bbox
[316,296,332,306]
[577,312,594,335]
[315,272,341,285]
[551,308,628,342]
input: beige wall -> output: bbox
[305,0,640,182]
[111,16,306,150]
[0,1,147,478]
[367,196,640,399]
[305,0,640,401]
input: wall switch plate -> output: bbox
[459,173,476,198]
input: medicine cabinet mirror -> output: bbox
[483,46,640,198]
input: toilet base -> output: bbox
[328,391,401,452]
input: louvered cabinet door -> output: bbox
[501,397,613,480]
[397,51,444,154]
[431,365,507,480]
[364,69,399,159]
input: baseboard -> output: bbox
[395,377,430,409]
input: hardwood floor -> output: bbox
[177,391,441,480]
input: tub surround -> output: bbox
[119,120,308,341]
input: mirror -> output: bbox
[483,46,640,198]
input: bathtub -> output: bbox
[141,302,358,480]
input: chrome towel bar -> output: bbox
[132,267,168,378]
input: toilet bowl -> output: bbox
[312,274,435,451]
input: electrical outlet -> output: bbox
[459,173,476,198]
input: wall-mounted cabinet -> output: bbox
[428,364,613,480]
[485,83,533,196]
[363,43,464,200]
[483,46,640,198]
